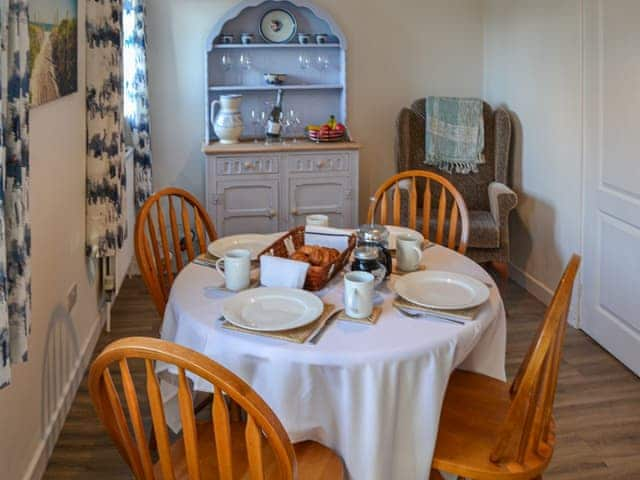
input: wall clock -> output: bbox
[259,9,297,43]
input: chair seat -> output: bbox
[432,370,553,480]
[155,420,344,479]
[416,210,499,249]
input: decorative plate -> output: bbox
[394,271,490,310]
[259,9,297,44]
[223,287,324,331]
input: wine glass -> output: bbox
[298,54,311,71]
[288,109,302,143]
[316,54,329,71]
[280,111,292,144]
[250,109,261,143]
[262,102,273,145]
[239,53,252,71]
[221,53,233,72]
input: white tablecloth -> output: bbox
[159,245,506,480]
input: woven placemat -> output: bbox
[393,297,480,322]
[336,306,382,325]
[222,303,337,344]
[193,253,219,267]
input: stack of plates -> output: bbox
[394,271,490,312]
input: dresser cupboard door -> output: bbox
[288,176,352,228]
[212,179,279,236]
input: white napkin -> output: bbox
[260,255,310,289]
[304,226,354,251]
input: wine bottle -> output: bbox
[266,89,284,140]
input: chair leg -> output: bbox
[429,470,445,480]
[491,261,509,281]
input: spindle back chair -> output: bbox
[368,170,470,254]
[89,337,297,480]
[135,188,217,317]
[431,255,581,479]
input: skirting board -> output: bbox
[509,262,581,327]
[509,262,554,305]
[21,306,107,480]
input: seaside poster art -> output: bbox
[29,0,78,106]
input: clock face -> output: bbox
[260,9,297,43]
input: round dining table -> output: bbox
[159,242,506,480]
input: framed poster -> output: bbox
[29,0,78,106]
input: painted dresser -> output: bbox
[203,141,360,236]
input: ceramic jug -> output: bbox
[211,94,244,144]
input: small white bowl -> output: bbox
[264,73,287,85]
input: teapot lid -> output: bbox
[358,224,389,242]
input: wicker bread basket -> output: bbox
[258,226,357,291]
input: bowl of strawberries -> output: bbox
[306,116,347,142]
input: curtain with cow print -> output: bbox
[0,0,32,388]
[86,0,126,259]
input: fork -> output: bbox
[393,306,465,326]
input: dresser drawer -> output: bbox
[215,155,279,175]
[288,153,350,174]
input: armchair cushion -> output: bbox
[415,210,499,249]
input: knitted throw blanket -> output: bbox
[425,97,485,174]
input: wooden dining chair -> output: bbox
[135,188,218,317]
[368,170,470,254]
[429,254,581,480]
[89,337,344,479]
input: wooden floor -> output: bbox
[43,276,640,479]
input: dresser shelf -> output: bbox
[205,0,348,144]
[209,84,343,92]
[212,43,341,49]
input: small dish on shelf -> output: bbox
[264,73,287,85]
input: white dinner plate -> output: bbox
[208,234,272,260]
[385,226,425,250]
[223,288,324,332]
[394,271,490,310]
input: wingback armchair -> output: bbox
[396,99,517,278]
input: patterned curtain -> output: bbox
[123,0,152,208]
[86,0,126,259]
[0,0,31,388]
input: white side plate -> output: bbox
[223,288,324,332]
[394,271,490,310]
[208,234,272,260]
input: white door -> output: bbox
[581,1,640,375]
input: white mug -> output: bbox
[215,249,251,291]
[396,234,423,272]
[344,271,374,319]
[306,214,329,227]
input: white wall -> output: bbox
[0,2,107,479]
[146,0,485,221]
[483,0,583,302]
